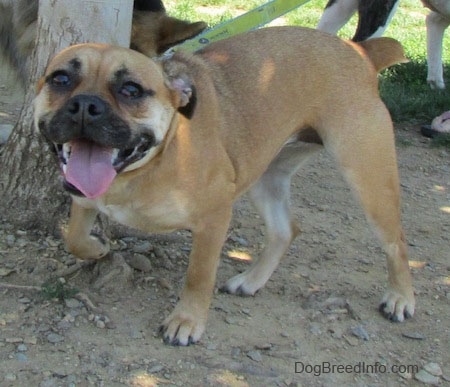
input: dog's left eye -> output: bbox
[50,71,71,87]
[118,82,144,99]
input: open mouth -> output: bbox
[53,135,154,199]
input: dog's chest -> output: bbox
[97,202,136,226]
[74,194,189,232]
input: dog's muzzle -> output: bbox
[41,95,156,199]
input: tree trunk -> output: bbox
[0,0,133,233]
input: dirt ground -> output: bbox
[0,52,449,386]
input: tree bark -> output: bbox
[0,0,133,233]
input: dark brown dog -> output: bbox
[34,26,415,346]
[0,0,206,84]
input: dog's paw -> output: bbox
[159,307,205,346]
[67,235,110,260]
[220,272,261,296]
[379,289,415,322]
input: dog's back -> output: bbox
[188,27,407,191]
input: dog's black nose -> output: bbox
[67,95,106,125]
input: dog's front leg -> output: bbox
[64,200,110,260]
[160,207,232,346]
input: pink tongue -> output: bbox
[65,140,117,199]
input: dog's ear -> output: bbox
[163,60,196,119]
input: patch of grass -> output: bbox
[41,278,78,301]
[396,136,414,147]
[380,61,450,123]
[431,133,450,148]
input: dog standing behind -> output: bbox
[34,27,414,346]
[317,0,450,89]
[0,0,207,85]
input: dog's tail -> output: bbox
[356,37,409,72]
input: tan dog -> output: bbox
[34,26,415,346]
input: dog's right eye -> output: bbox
[50,71,71,87]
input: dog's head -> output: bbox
[34,43,194,199]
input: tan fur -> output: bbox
[34,27,415,346]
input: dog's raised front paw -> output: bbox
[379,289,415,322]
[159,307,206,346]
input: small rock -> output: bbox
[129,329,143,339]
[15,353,27,362]
[345,336,359,346]
[231,347,241,357]
[206,343,218,350]
[105,321,116,329]
[65,298,82,309]
[350,325,369,341]
[255,343,272,350]
[225,316,238,325]
[402,331,425,340]
[330,327,344,339]
[0,268,15,278]
[6,234,15,246]
[229,235,250,247]
[309,323,322,335]
[246,350,262,362]
[5,337,23,343]
[415,369,440,385]
[398,370,412,380]
[39,378,59,387]
[125,253,153,272]
[47,333,64,344]
[17,344,28,352]
[133,241,152,253]
[4,373,17,381]
[24,336,37,345]
[148,364,164,374]
[158,278,172,290]
[424,363,443,377]
[18,297,31,304]
[96,320,106,329]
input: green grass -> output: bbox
[165,0,450,126]
[41,278,78,301]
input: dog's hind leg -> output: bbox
[222,142,321,296]
[322,107,415,322]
